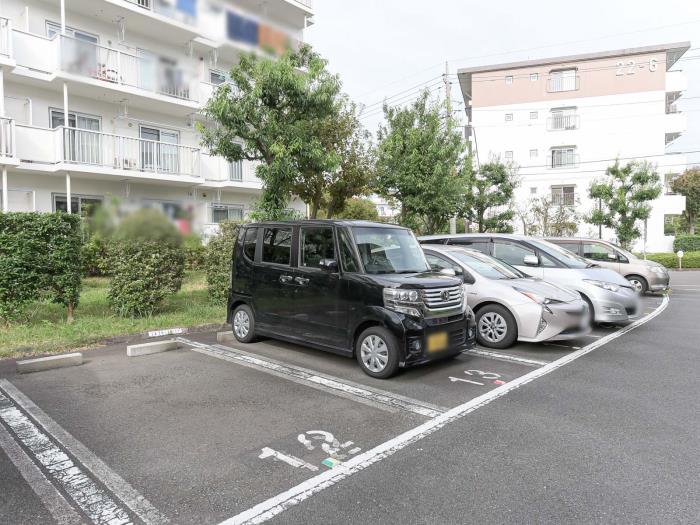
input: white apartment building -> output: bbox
[458,42,690,252]
[0,0,313,236]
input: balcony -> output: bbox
[666,70,687,93]
[547,114,580,131]
[0,117,17,164]
[546,74,580,93]
[664,111,687,135]
[0,17,11,61]
[201,153,262,190]
[124,0,197,25]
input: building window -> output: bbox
[46,21,98,43]
[504,151,513,161]
[547,68,578,92]
[228,160,243,181]
[548,107,578,130]
[550,147,577,168]
[551,185,576,206]
[52,193,103,215]
[505,113,513,122]
[505,75,513,85]
[664,173,680,195]
[530,187,537,194]
[530,111,538,120]
[530,73,538,81]
[209,69,227,85]
[530,149,538,158]
[211,204,244,223]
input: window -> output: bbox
[492,241,536,266]
[229,160,243,181]
[530,72,539,81]
[530,111,538,120]
[339,229,360,272]
[548,107,578,130]
[52,193,103,215]
[211,204,243,223]
[548,68,577,92]
[530,149,538,158]
[425,254,453,271]
[555,242,580,255]
[664,173,680,195]
[209,69,227,85]
[530,187,537,194]
[300,227,335,269]
[46,22,98,42]
[504,151,513,161]
[242,227,257,260]
[505,75,513,85]
[551,185,576,206]
[582,242,616,262]
[550,147,577,168]
[505,113,513,121]
[140,126,180,173]
[352,227,428,274]
[262,227,292,265]
[448,239,490,254]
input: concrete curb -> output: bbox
[216,331,234,343]
[17,353,83,374]
[126,340,180,357]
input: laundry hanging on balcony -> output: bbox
[227,11,258,46]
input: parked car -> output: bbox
[228,220,476,378]
[419,233,640,324]
[422,245,590,348]
[546,237,670,294]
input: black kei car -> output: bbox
[227,220,476,378]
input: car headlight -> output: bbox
[383,288,422,317]
[583,279,620,293]
[513,287,562,305]
[650,266,666,274]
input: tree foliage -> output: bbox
[588,161,662,249]
[527,196,580,236]
[199,44,341,220]
[205,221,241,305]
[460,160,517,233]
[671,167,700,234]
[374,90,468,234]
[333,198,379,221]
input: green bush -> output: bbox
[108,210,184,317]
[205,221,241,304]
[0,212,82,322]
[184,233,206,270]
[81,236,111,277]
[644,251,700,269]
[673,235,700,253]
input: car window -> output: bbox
[449,239,490,254]
[352,227,429,274]
[300,227,335,269]
[528,239,589,269]
[449,250,524,280]
[583,242,616,261]
[338,229,360,272]
[425,253,457,272]
[492,241,536,266]
[261,227,292,265]
[540,252,558,268]
[242,227,257,261]
[555,242,580,255]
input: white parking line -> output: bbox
[0,380,169,525]
[219,295,669,525]
[0,422,85,525]
[542,342,581,350]
[465,348,549,367]
[178,338,445,419]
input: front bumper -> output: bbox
[589,287,640,324]
[399,312,476,367]
[519,299,591,342]
[647,271,670,292]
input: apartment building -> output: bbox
[0,0,313,236]
[458,42,690,252]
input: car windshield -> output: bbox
[529,239,590,269]
[352,227,429,274]
[448,249,525,280]
[612,244,637,260]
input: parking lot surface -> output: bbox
[0,288,691,524]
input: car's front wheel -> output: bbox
[626,275,648,294]
[232,304,256,344]
[355,327,400,379]
[475,305,518,349]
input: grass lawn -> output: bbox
[0,271,226,359]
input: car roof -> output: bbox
[546,237,613,243]
[422,244,482,255]
[244,219,407,230]
[419,233,532,241]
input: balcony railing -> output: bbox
[58,35,197,102]
[0,17,11,57]
[124,0,197,25]
[59,127,200,177]
[0,117,16,159]
[547,114,579,131]
[547,74,580,93]
[550,191,576,207]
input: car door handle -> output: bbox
[279,275,293,284]
[294,277,310,286]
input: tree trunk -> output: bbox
[67,302,74,324]
[690,213,696,235]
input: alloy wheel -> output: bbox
[360,335,389,373]
[233,310,250,339]
[628,278,644,294]
[478,312,508,343]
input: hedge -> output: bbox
[644,251,700,269]
[205,221,241,305]
[0,212,82,322]
[673,235,700,253]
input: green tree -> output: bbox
[333,198,379,221]
[671,167,700,234]
[292,98,374,219]
[461,160,517,233]
[588,161,662,249]
[199,44,341,220]
[374,90,467,234]
[529,196,579,236]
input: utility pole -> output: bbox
[598,198,602,239]
[445,61,457,235]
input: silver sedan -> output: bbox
[423,245,590,349]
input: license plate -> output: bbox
[427,332,448,353]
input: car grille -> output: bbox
[449,328,467,347]
[421,286,463,312]
[625,306,637,315]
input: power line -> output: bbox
[360,76,442,111]
[358,83,444,120]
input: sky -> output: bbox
[305,0,700,164]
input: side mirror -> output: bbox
[318,258,338,272]
[523,254,539,266]
[439,268,456,277]
[607,252,617,261]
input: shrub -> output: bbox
[205,221,241,304]
[673,235,700,253]
[81,236,111,276]
[184,233,206,270]
[644,251,700,269]
[0,212,82,323]
[107,209,184,317]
